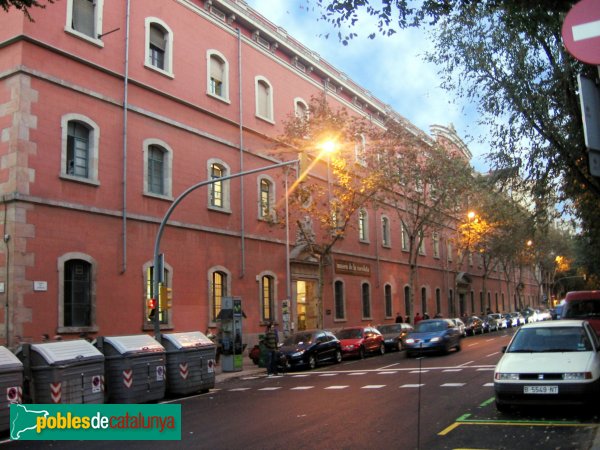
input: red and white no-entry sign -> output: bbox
[562,0,600,64]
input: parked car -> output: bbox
[464,316,485,336]
[488,313,507,330]
[561,291,600,336]
[376,323,414,351]
[480,316,492,333]
[494,320,600,412]
[450,318,467,337]
[335,326,385,359]
[278,330,342,370]
[403,319,462,357]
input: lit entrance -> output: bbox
[295,280,317,331]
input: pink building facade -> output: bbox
[0,0,539,348]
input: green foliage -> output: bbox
[0,0,52,21]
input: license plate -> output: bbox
[524,386,558,394]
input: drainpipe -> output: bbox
[121,0,131,273]
[237,28,245,277]
[3,199,10,347]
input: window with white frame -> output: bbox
[58,253,97,333]
[401,223,409,251]
[145,18,173,76]
[358,209,368,242]
[334,280,345,320]
[381,216,391,247]
[294,98,309,120]
[361,282,371,319]
[255,76,274,122]
[207,50,229,101]
[207,159,231,212]
[61,114,99,183]
[432,232,440,258]
[258,176,275,220]
[260,274,275,323]
[447,241,453,261]
[143,139,172,198]
[65,0,104,45]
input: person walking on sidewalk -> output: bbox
[264,323,279,377]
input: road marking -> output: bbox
[290,386,314,390]
[458,361,475,367]
[258,387,282,391]
[479,397,495,407]
[377,371,397,375]
[319,373,338,377]
[362,385,386,389]
[486,352,499,357]
[442,369,462,372]
[441,383,466,387]
[324,385,349,390]
[483,383,494,387]
[229,388,251,391]
[348,372,367,376]
[291,374,309,378]
[400,384,425,388]
[573,19,600,42]
[468,343,479,347]
[410,370,429,373]
[477,368,494,371]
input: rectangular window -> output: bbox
[64,260,91,327]
[148,145,165,195]
[261,276,273,322]
[211,164,224,208]
[72,0,95,37]
[433,232,440,258]
[362,283,371,318]
[260,180,271,218]
[257,81,271,119]
[401,225,409,251]
[212,272,225,322]
[384,285,392,317]
[334,281,345,320]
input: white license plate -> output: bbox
[524,386,559,394]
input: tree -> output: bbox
[0,0,52,20]
[372,119,474,321]
[277,95,386,329]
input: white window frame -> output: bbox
[206,50,230,103]
[208,265,232,325]
[418,230,426,255]
[144,17,174,78]
[60,113,100,185]
[64,0,104,47]
[432,232,440,258]
[255,76,274,123]
[354,133,367,166]
[358,209,369,243]
[257,175,276,221]
[381,215,391,248]
[207,158,231,213]
[143,138,173,199]
[401,223,409,251]
[258,270,278,324]
[294,97,309,120]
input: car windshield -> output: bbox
[563,299,600,319]
[337,329,363,339]
[415,321,447,332]
[283,332,313,345]
[508,327,593,353]
[377,325,400,334]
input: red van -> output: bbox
[561,290,600,335]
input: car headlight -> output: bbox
[430,337,441,343]
[344,344,356,350]
[291,350,305,358]
[563,372,591,380]
[405,338,415,344]
[495,373,519,381]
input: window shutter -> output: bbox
[150,25,166,50]
[210,56,223,81]
[73,0,95,37]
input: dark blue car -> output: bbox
[403,319,462,357]
[278,329,342,370]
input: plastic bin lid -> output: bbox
[162,331,214,349]
[0,346,22,370]
[103,334,164,355]
[30,340,103,365]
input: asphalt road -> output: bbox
[5,326,600,449]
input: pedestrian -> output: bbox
[395,313,403,323]
[405,315,410,324]
[423,312,430,320]
[414,312,422,324]
[264,323,279,377]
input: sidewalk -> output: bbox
[214,355,265,384]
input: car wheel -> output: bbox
[495,400,510,413]
[378,343,385,355]
[455,341,461,352]
[308,354,317,370]
[334,349,342,364]
[406,351,414,358]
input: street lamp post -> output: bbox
[151,159,300,341]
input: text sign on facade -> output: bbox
[334,259,371,276]
[561,0,600,65]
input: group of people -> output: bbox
[396,311,443,325]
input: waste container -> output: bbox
[161,331,216,395]
[17,340,104,404]
[97,335,166,403]
[0,346,23,432]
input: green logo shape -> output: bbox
[10,404,181,440]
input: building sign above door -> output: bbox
[334,259,371,276]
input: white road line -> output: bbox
[348,372,367,376]
[325,385,349,390]
[442,369,462,372]
[477,368,495,371]
[362,385,386,389]
[229,388,251,391]
[486,352,500,357]
[410,370,430,373]
[377,371,397,375]
[258,387,282,391]
[400,384,425,388]
[290,386,314,390]
[441,383,466,387]
[291,374,309,378]
[458,360,475,367]
[468,343,478,347]
[379,363,402,370]
[319,373,338,377]
[483,383,494,387]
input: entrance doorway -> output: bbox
[295,280,317,331]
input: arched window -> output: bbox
[58,253,97,333]
[381,216,390,247]
[260,275,274,322]
[294,98,309,120]
[361,283,371,319]
[358,209,368,242]
[207,160,231,212]
[384,284,392,318]
[255,77,274,121]
[334,280,345,320]
[145,18,173,75]
[143,139,172,198]
[207,51,229,101]
[421,287,427,315]
[210,270,228,323]
[61,114,99,183]
[258,176,275,220]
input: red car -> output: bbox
[335,326,385,359]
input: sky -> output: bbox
[244,0,490,173]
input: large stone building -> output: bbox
[0,0,538,347]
